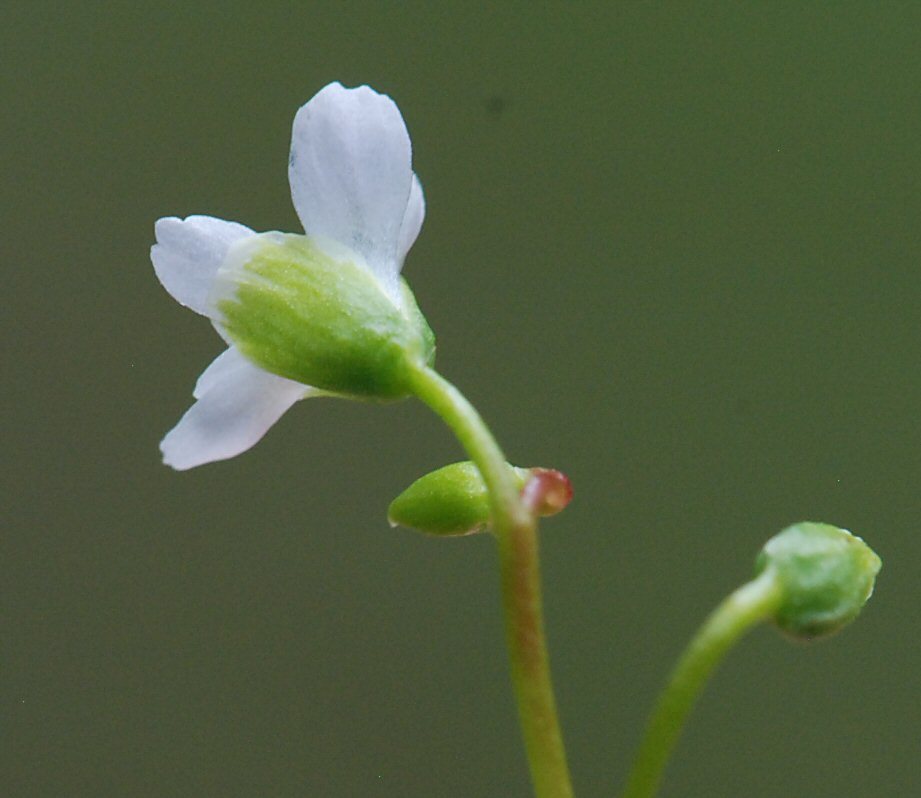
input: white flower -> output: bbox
[152,82,427,470]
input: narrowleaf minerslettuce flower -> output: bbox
[151,83,433,469]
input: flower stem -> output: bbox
[620,569,783,798]
[408,365,574,798]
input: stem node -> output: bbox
[409,365,574,798]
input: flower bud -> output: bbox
[755,522,881,640]
[521,467,574,517]
[388,461,573,536]
[210,232,435,398]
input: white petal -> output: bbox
[161,350,312,470]
[151,216,254,316]
[397,173,425,265]
[288,82,413,300]
[192,345,256,399]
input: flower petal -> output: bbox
[161,349,312,470]
[397,173,425,265]
[288,82,413,301]
[152,216,254,316]
[192,345,257,399]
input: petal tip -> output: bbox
[159,436,195,471]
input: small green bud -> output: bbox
[388,461,573,536]
[755,522,881,639]
[211,233,435,398]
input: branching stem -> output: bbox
[408,365,574,798]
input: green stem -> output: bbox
[621,569,783,798]
[408,365,574,798]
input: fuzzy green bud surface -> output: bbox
[388,461,573,536]
[212,233,435,398]
[755,522,881,639]
[388,461,527,536]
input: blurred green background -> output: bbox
[3,4,919,796]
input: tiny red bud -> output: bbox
[521,468,573,517]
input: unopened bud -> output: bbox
[755,522,881,640]
[521,468,574,517]
[388,461,573,536]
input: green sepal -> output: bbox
[388,461,529,536]
[755,522,881,639]
[214,233,435,398]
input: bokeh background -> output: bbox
[3,4,919,796]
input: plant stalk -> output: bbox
[621,569,783,798]
[408,365,574,798]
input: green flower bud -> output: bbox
[211,233,435,399]
[755,522,881,640]
[388,461,573,536]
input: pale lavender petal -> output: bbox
[397,173,425,265]
[161,350,313,470]
[288,82,413,300]
[151,215,254,316]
